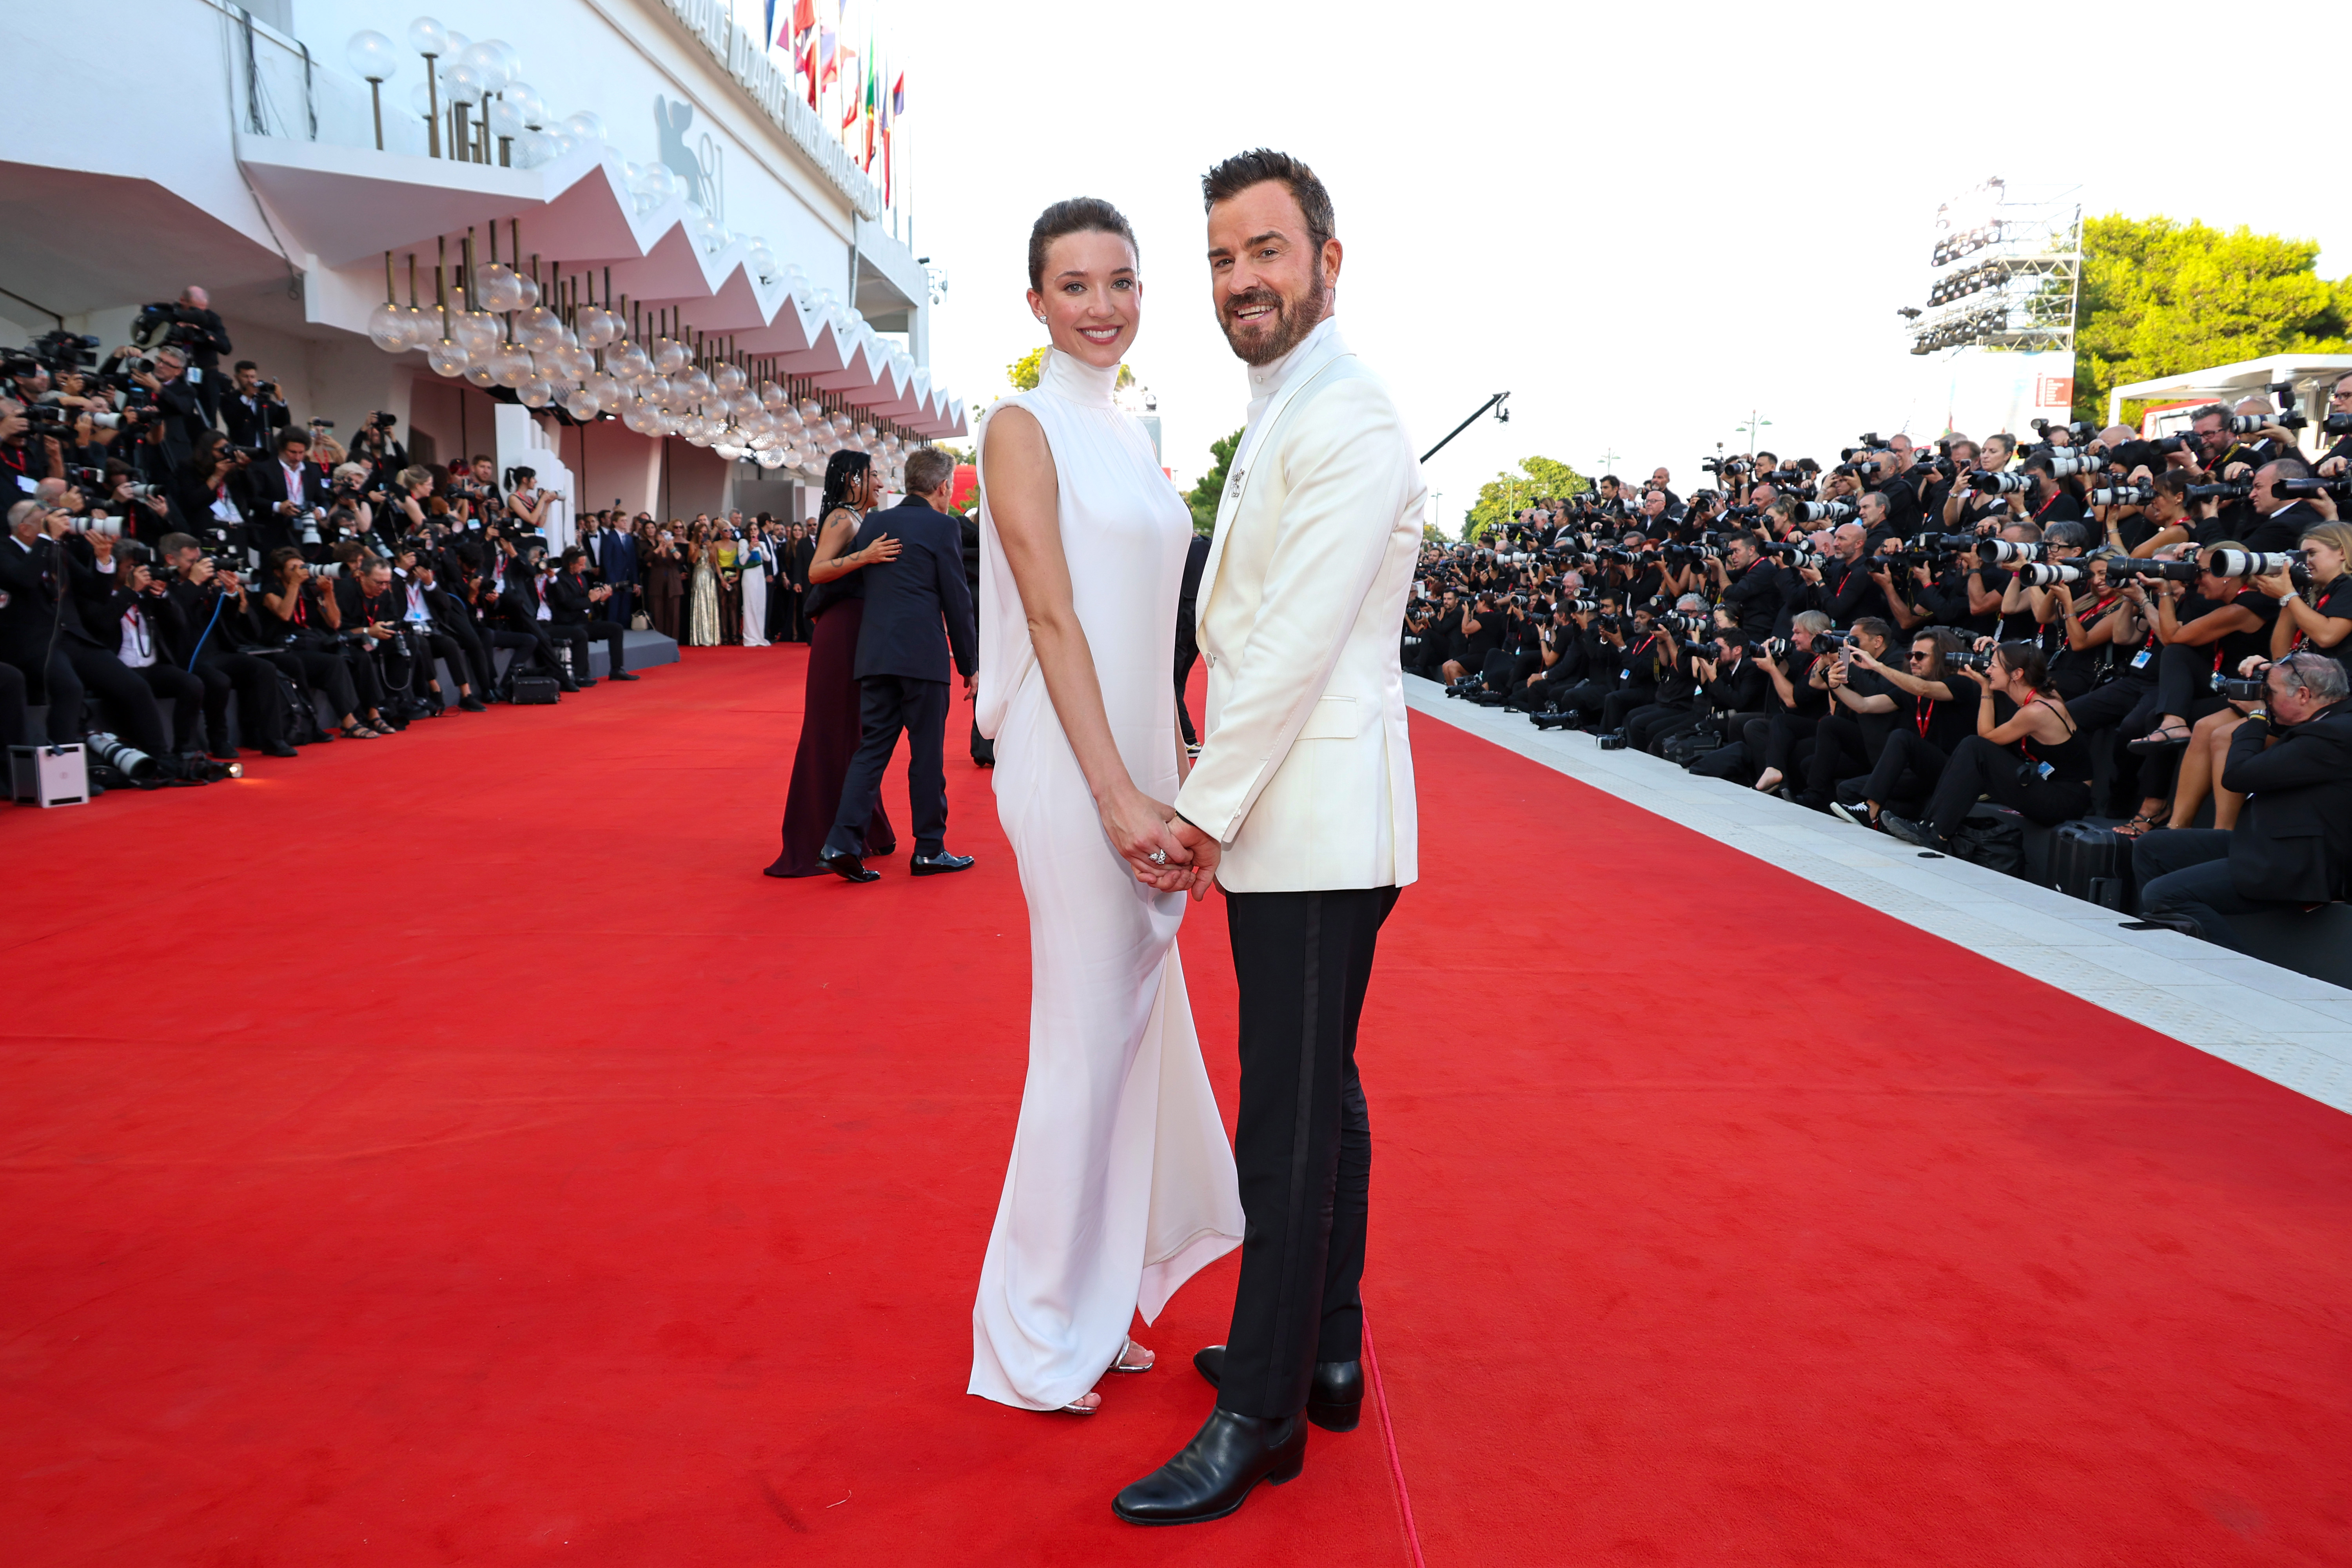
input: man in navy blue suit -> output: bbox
[820,447,978,882]
[585,510,639,625]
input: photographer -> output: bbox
[2236,458,2332,553]
[1616,598,1717,752]
[156,534,297,757]
[245,428,330,557]
[498,549,591,692]
[1506,601,1592,714]
[1797,617,1901,811]
[1711,532,1784,638]
[1882,641,2093,853]
[94,542,210,757]
[0,498,174,755]
[2126,546,2278,755]
[2132,651,2352,951]
[334,555,428,722]
[1746,611,1835,795]
[548,545,639,681]
[387,541,488,711]
[255,548,387,738]
[1826,628,1975,830]
[221,362,290,452]
[452,536,563,693]
[153,287,231,424]
[110,345,208,468]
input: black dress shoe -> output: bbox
[260,742,300,759]
[458,695,488,712]
[909,850,975,876]
[820,848,880,883]
[1111,1408,1304,1526]
[1192,1345,1363,1434]
[609,670,641,681]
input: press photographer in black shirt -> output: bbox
[1882,641,2093,853]
[221,362,291,452]
[549,545,639,681]
[2134,651,2352,951]
[155,533,296,757]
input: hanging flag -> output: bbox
[862,42,878,170]
[819,29,840,89]
[891,71,905,119]
[838,45,860,130]
[793,0,816,40]
[765,0,777,52]
[803,35,818,107]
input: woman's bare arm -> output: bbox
[986,405,1192,891]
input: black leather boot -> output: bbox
[1111,1408,1305,1526]
[1191,1344,1364,1433]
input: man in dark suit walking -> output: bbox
[2134,649,2352,949]
[820,447,978,882]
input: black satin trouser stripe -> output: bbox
[1217,885,1397,1419]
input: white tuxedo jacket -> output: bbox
[1172,325,1424,893]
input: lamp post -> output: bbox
[1735,410,1771,458]
[407,17,448,158]
[347,31,398,151]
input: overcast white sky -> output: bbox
[860,0,2351,531]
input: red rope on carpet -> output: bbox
[1361,1312,1427,1568]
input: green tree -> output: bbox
[2072,214,2352,425]
[1184,428,1242,535]
[1463,456,1589,541]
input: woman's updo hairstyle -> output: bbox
[1027,198,1137,291]
[822,448,873,516]
[1994,640,2057,695]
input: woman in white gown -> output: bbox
[738,521,770,646]
[969,199,1245,1414]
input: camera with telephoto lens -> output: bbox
[2090,482,2154,508]
[2043,449,2106,479]
[130,302,205,353]
[2218,414,2281,436]
[2278,476,2352,502]
[1790,499,1856,524]
[2266,383,2308,431]
[2151,432,2205,455]
[2206,548,2301,579]
[1701,456,1752,476]
[2031,418,2100,445]
[1969,470,2033,495]
[1662,542,1720,564]
[1949,648,1997,673]
[1978,538,2044,566]
[2185,479,2252,501]
[2323,412,2352,437]
[1914,533,1982,555]
[2105,557,2200,583]
[2216,676,2271,702]
[2016,561,2089,587]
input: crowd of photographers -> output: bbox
[1406,372,2352,954]
[1,288,645,798]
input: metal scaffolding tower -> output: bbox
[1900,178,2082,356]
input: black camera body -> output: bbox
[2216,676,2270,702]
[2185,480,2252,502]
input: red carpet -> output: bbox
[3,648,2348,1566]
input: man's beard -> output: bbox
[1218,267,1328,367]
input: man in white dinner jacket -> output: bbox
[1114,150,1424,1528]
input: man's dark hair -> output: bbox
[1025,198,1136,292]
[1201,149,1335,253]
[1851,615,1896,645]
[158,531,199,557]
[275,427,308,453]
[2261,455,2314,485]
[561,544,587,568]
[234,360,257,374]
[904,446,955,498]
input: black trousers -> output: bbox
[554,619,629,677]
[1804,711,1876,805]
[25,642,173,755]
[1927,735,2092,837]
[1625,700,1706,754]
[1863,726,1949,809]
[1219,886,1398,1419]
[1762,709,1820,774]
[194,649,285,750]
[131,662,205,751]
[2133,829,2290,952]
[0,658,24,749]
[826,675,950,858]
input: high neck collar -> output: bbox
[1039,347,1120,408]
[1244,314,1342,424]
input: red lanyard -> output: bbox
[1914,697,1935,738]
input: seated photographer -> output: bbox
[220,363,290,452]
[2132,651,2352,952]
[549,546,639,681]
[1746,612,1835,795]
[255,547,387,738]
[1615,600,1716,752]
[387,541,488,711]
[0,499,174,757]
[1439,591,1499,684]
[1882,641,2093,853]
[96,543,209,757]
[334,555,436,721]
[497,550,592,692]
[1829,627,1975,831]
[154,534,295,757]
[2126,545,2278,755]
[1798,617,1901,811]
[1710,532,1785,638]
[2236,457,2332,553]
[1644,625,1764,756]
[1507,601,1592,714]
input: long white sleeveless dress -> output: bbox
[968,349,1245,1410]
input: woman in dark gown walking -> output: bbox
[765,450,900,876]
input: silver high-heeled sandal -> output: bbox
[1111,1338,1154,1373]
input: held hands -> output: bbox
[1101,784,1199,895]
[1167,816,1220,901]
